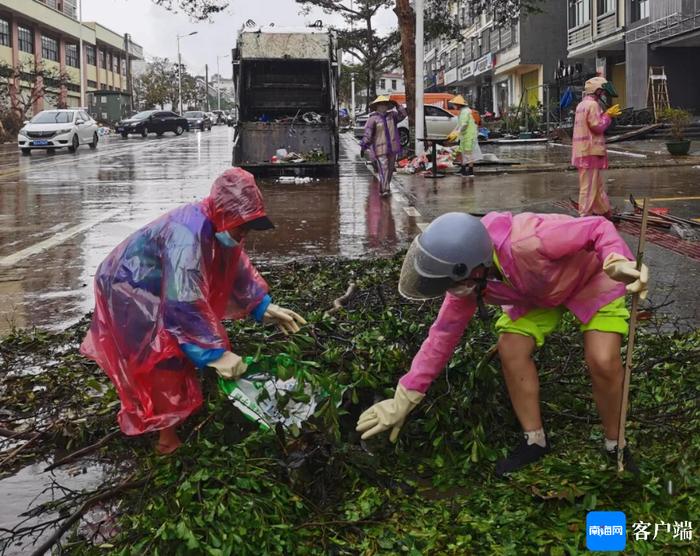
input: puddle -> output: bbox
[0,461,106,555]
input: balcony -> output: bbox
[627,5,700,44]
[568,23,593,49]
[596,11,619,38]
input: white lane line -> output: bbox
[403,206,421,217]
[606,148,647,158]
[0,209,123,268]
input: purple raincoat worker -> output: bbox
[356,211,649,475]
[360,95,408,196]
[81,168,306,454]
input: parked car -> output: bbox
[183,111,212,131]
[211,110,227,125]
[116,110,188,138]
[18,109,99,155]
[353,105,458,148]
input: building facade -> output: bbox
[424,0,567,117]
[376,71,404,96]
[626,0,700,112]
[0,0,143,113]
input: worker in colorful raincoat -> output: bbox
[360,95,408,196]
[572,77,622,217]
[357,211,649,475]
[447,95,482,177]
[81,168,306,454]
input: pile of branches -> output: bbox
[1,255,699,555]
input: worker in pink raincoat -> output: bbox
[81,168,306,454]
[360,95,408,197]
[356,212,649,475]
[572,76,622,217]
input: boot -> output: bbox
[495,435,551,477]
[466,166,474,177]
[458,165,469,176]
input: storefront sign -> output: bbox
[444,68,458,85]
[459,62,475,81]
[474,53,494,76]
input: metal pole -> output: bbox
[415,0,425,156]
[177,35,182,114]
[78,0,85,107]
[217,55,221,111]
[205,63,209,111]
[350,72,356,124]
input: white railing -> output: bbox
[627,1,700,43]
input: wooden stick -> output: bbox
[617,197,650,473]
[43,429,120,473]
[325,282,357,316]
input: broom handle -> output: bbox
[617,198,649,472]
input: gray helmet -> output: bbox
[399,212,493,300]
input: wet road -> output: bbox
[1,127,700,334]
[0,129,419,334]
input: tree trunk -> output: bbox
[394,0,416,129]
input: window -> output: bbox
[569,0,590,28]
[0,18,9,47]
[391,79,397,90]
[87,79,97,88]
[112,54,118,73]
[631,0,649,21]
[86,44,96,66]
[121,59,126,76]
[65,43,78,67]
[425,105,450,118]
[379,78,386,89]
[41,36,58,61]
[99,49,107,69]
[597,0,615,15]
[18,26,33,53]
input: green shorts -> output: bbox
[494,297,629,348]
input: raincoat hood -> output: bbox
[203,168,268,232]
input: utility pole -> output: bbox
[205,63,210,111]
[217,53,230,111]
[415,0,425,156]
[177,31,197,113]
[124,33,133,112]
[350,72,356,124]
[78,0,85,107]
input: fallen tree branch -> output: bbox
[0,426,41,440]
[28,474,148,556]
[325,282,357,316]
[43,429,120,473]
[0,431,43,467]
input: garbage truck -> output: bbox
[232,25,340,175]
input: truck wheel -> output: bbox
[399,128,410,148]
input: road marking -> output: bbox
[403,206,421,217]
[0,209,122,268]
[606,148,647,158]
[650,196,700,202]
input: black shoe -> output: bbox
[466,166,474,177]
[495,436,551,477]
[458,166,469,176]
[606,446,640,475]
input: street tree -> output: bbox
[395,0,545,130]
[150,0,227,19]
[296,0,400,109]
[0,60,72,140]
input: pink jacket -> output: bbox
[571,96,611,169]
[399,212,633,393]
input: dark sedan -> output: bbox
[116,110,189,138]
[183,111,212,132]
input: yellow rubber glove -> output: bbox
[603,253,649,300]
[263,303,307,335]
[208,351,248,380]
[355,384,425,443]
[446,130,459,143]
[605,104,622,118]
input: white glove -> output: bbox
[263,303,307,335]
[208,351,247,380]
[355,384,425,443]
[603,253,649,300]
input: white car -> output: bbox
[18,109,99,155]
[354,105,458,147]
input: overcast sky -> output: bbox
[82,0,396,78]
